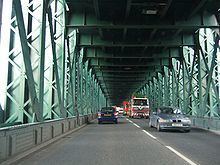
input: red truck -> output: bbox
[129,96,150,118]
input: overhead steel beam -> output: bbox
[100,81,143,84]
[189,0,208,18]
[98,78,146,81]
[80,43,193,48]
[85,47,182,59]
[94,69,152,73]
[103,87,139,90]
[79,34,194,47]
[96,74,146,78]
[93,0,100,19]
[69,24,219,29]
[159,0,172,18]
[67,12,219,29]
[131,2,167,6]
[90,59,169,67]
[125,0,132,19]
[105,87,137,89]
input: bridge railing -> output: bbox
[0,114,97,164]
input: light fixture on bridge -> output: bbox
[123,67,132,70]
[142,9,158,15]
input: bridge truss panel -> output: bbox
[139,29,220,119]
[0,0,105,126]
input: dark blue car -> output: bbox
[98,107,118,124]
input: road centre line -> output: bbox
[127,119,134,123]
[126,118,197,165]
[166,146,197,165]
[142,130,157,139]
[133,123,141,128]
[127,118,156,139]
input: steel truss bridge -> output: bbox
[0,0,220,164]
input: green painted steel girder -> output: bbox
[98,77,146,82]
[79,34,194,47]
[67,11,219,30]
[94,69,149,73]
[85,47,182,59]
[90,58,170,67]
[96,73,146,78]
[13,0,42,122]
[48,6,66,118]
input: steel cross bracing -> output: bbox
[64,0,220,105]
[138,29,220,119]
[0,0,220,126]
[0,0,105,126]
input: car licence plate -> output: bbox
[104,114,112,117]
[172,123,183,126]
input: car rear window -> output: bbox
[159,107,182,114]
[101,107,114,113]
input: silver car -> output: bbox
[149,106,191,132]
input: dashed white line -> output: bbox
[126,118,134,123]
[142,130,157,139]
[166,146,197,165]
[133,123,141,128]
[126,118,197,165]
[127,118,156,139]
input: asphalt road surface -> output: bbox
[14,117,220,165]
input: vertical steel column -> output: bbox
[38,0,47,121]
[79,50,84,115]
[157,72,163,106]
[195,32,205,117]
[198,29,220,117]
[171,61,178,107]
[68,30,77,116]
[163,66,170,105]
[86,61,90,114]
[13,0,41,122]
[48,6,65,118]
[66,34,75,117]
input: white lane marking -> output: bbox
[166,146,197,165]
[133,123,141,128]
[126,118,197,165]
[127,119,134,123]
[142,130,157,139]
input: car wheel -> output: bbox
[157,122,161,132]
[98,121,101,124]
